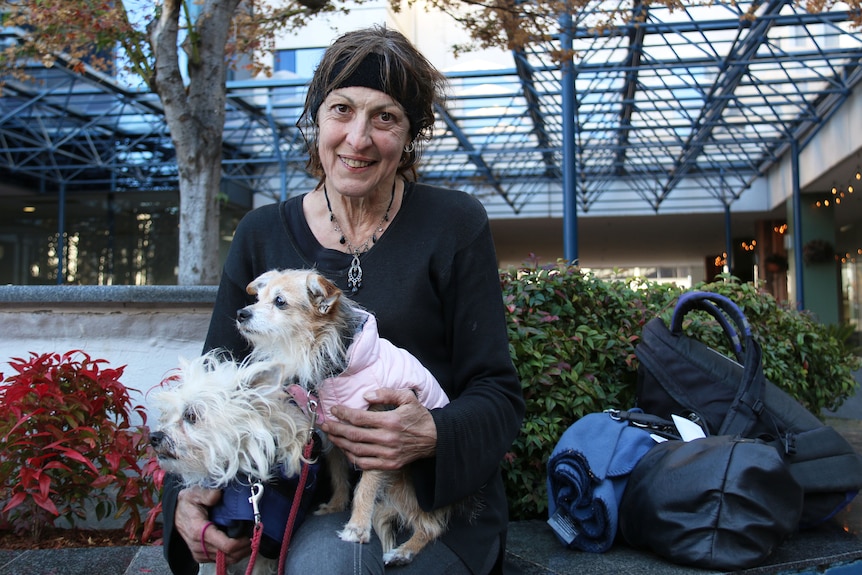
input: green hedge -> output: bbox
[500,260,862,521]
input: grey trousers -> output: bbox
[283,510,498,575]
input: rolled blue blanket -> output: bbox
[546,411,656,553]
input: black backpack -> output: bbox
[634,290,862,527]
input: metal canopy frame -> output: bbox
[0,1,861,223]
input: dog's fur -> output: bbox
[237,268,452,566]
[150,352,312,575]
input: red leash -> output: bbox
[277,439,316,574]
[214,438,315,575]
[243,523,265,575]
[215,481,264,575]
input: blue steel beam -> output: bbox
[432,102,516,210]
[659,0,791,200]
[615,0,647,176]
[1,3,862,222]
[511,48,559,178]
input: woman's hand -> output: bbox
[175,486,251,565]
[321,388,438,470]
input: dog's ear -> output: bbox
[306,273,341,315]
[247,270,278,296]
[246,362,287,391]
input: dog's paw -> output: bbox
[383,547,415,566]
[314,501,346,515]
[338,523,371,544]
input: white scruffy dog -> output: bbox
[150,352,313,575]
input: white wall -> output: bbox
[270,0,512,75]
[0,287,216,425]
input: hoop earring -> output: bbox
[404,141,415,153]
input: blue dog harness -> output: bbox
[209,458,320,559]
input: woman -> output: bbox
[161,25,524,575]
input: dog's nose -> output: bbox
[150,431,165,449]
[237,307,252,323]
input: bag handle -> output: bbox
[671,291,766,438]
[608,409,685,441]
[671,291,748,361]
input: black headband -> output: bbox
[334,52,389,95]
[312,52,423,139]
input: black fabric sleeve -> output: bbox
[410,215,524,509]
[160,476,199,575]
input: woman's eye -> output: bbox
[275,295,288,309]
[379,111,393,122]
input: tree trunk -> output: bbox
[177,151,222,285]
[148,0,240,285]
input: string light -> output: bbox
[812,167,862,259]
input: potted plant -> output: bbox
[764,253,789,273]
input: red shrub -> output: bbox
[0,350,158,543]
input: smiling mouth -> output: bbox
[341,157,374,169]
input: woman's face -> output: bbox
[317,86,411,200]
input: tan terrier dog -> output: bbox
[236,268,452,565]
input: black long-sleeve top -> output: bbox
[161,182,525,574]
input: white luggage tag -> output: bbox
[672,414,707,442]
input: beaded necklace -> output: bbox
[323,179,396,293]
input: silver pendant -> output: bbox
[347,253,363,293]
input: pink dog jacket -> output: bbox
[313,311,450,423]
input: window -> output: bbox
[274,48,326,78]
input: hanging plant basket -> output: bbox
[764,253,789,273]
[802,239,835,265]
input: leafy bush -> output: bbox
[0,350,157,543]
[500,261,861,520]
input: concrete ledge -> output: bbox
[0,285,218,308]
[505,518,862,575]
[0,285,216,416]
[0,546,145,575]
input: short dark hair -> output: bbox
[297,25,447,179]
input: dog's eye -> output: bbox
[274,295,288,309]
[182,408,198,425]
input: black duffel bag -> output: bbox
[634,290,862,527]
[619,434,803,570]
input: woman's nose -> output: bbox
[345,117,372,149]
